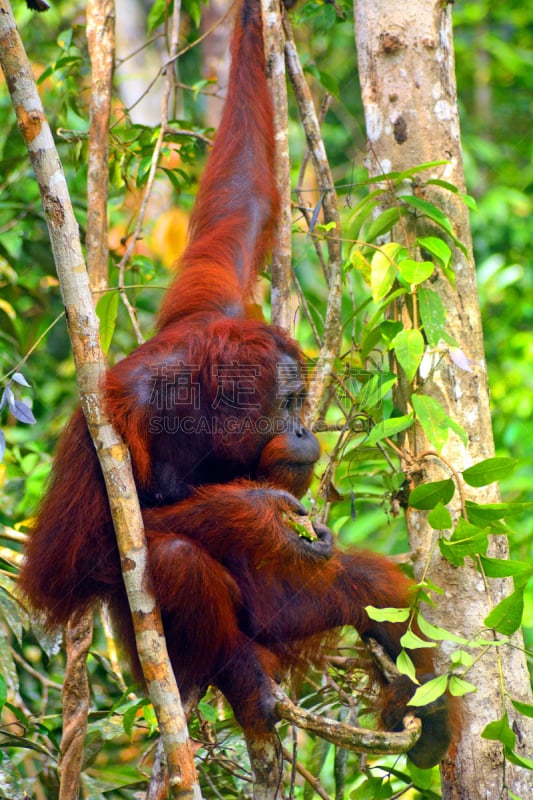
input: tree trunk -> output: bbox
[353,1,533,797]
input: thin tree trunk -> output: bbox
[353,1,533,797]
[262,0,292,333]
[86,0,115,292]
[58,609,93,800]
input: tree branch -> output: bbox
[274,686,421,755]
[57,4,117,795]
[86,0,115,293]
[283,16,343,424]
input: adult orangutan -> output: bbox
[19,0,451,769]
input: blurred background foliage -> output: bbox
[0,0,531,796]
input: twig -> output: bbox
[114,1,236,125]
[11,648,62,690]
[282,746,330,800]
[0,312,65,383]
[147,736,170,800]
[295,94,332,284]
[283,16,342,424]
[364,637,402,684]
[418,449,468,519]
[165,127,213,145]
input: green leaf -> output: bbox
[365,207,401,242]
[160,166,186,195]
[504,747,533,771]
[450,650,474,668]
[357,373,397,411]
[408,674,448,707]
[198,699,218,723]
[393,328,425,381]
[366,160,449,186]
[349,246,371,282]
[462,457,518,487]
[379,320,403,346]
[356,777,393,800]
[37,64,54,85]
[0,673,6,713]
[423,578,445,596]
[400,630,436,650]
[370,242,401,302]
[481,714,516,749]
[448,676,477,697]
[418,234,455,285]
[400,195,454,234]
[148,0,170,32]
[465,501,533,525]
[439,260,456,289]
[110,155,124,189]
[122,704,140,740]
[0,734,55,757]
[188,0,202,28]
[316,221,337,234]
[360,324,382,359]
[0,298,16,320]
[479,556,533,581]
[54,55,82,69]
[418,287,449,347]
[439,518,489,567]
[417,615,470,645]
[396,650,418,683]
[346,190,383,239]
[400,194,468,258]
[0,585,24,644]
[484,589,524,635]
[510,699,533,719]
[461,193,478,212]
[417,236,452,270]
[407,761,437,792]
[427,501,453,530]
[143,703,158,735]
[425,178,459,194]
[409,479,455,510]
[397,259,434,285]
[96,290,119,354]
[365,414,414,445]
[365,606,410,623]
[411,393,468,450]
